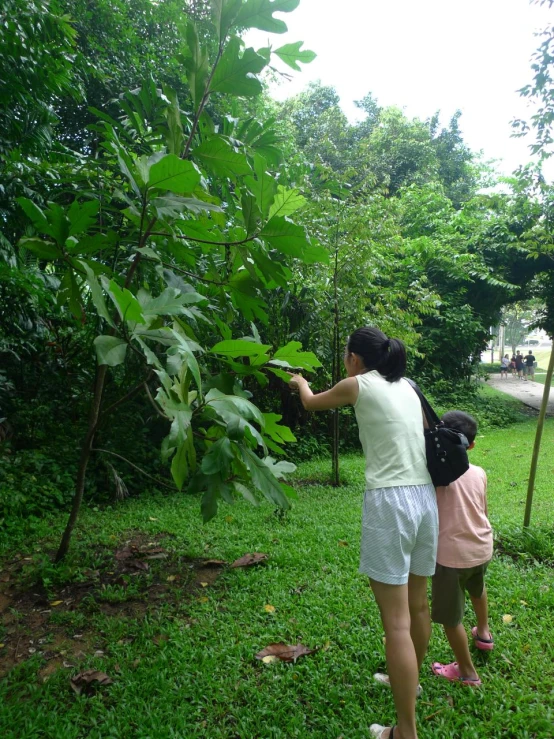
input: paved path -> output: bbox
[485,374,554,416]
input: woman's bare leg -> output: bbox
[407,574,431,671]
[371,579,419,739]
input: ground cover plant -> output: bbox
[1,409,553,739]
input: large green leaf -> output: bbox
[234,0,299,33]
[211,339,271,358]
[267,185,306,219]
[262,456,296,478]
[151,195,222,219]
[148,155,201,193]
[142,288,207,317]
[67,200,100,237]
[260,216,328,263]
[209,37,266,97]
[105,279,146,324]
[210,0,242,40]
[184,21,209,111]
[164,89,184,156]
[94,336,128,367]
[19,238,62,260]
[193,136,252,178]
[171,428,195,490]
[241,192,262,235]
[274,41,316,71]
[81,263,114,327]
[244,154,277,217]
[16,198,48,231]
[262,413,296,443]
[270,341,322,371]
[201,437,235,475]
[241,447,290,508]
[205,388,264,427]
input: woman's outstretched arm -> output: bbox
[288,374,358,411]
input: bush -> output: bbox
[495,526,554,566]
[0,447,76,531]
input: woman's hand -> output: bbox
[287,372,308,392]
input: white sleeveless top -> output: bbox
[354,371,431,490]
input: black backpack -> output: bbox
[406,379,470,487]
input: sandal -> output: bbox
[374,672,423,698]
[432,661,481,686]
[472,626,494,651]
[370,725,395,739]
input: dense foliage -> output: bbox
[2,0,554,554]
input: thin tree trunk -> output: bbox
[331,242,340,487]
[523,344,554,527]
[55,246,146,561]
[55,365,108,561]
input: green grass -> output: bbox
[1,418,554,738]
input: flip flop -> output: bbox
[369,725,395,739]
[374,672,423,698]
[472,626,494,651]
[432,661,482,686]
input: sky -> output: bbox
[244,0,553,179]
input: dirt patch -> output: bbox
[0,532,227,679]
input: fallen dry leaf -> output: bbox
[70,670,113,696]
[261,655,279,664]
[148,517,158,521]
[502,614,513,624]
[264,604,276,613]
[337,540,349,547]
[198,596,209,603]
[230,553,268,568]
[255,643,317,663]
[199,582,208,588]
[205,559,228,567]
[50,601,63,607]
[166,575,177,582]
[225,515,234,523]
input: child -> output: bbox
[431,411,493,686]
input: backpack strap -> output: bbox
[405,378,441,428]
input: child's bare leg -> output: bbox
[443,624,479,680]
[469,586,491,640]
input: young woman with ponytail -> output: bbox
[288,327,437,739]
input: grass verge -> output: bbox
[0,418,553,738]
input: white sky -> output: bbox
[245,0,553,179]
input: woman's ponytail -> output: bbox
[378,337,406,382]
[347,327,406,382]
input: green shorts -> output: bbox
[431,561,490,627]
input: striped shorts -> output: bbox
[359,483,438,585]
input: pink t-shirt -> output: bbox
[436,464,493,568]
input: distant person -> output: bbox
[524,349,536,381]
[515,351,524,379]
[500,354,510,379]
[510,354,517,377]
[430,411,493,687]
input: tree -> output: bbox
[12,0,322,560]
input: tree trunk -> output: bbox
[331,244,340,487]
[523,343,554,527]
[55,365,108,561]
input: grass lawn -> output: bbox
[1,416,554,738]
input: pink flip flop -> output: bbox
[472,626,494,651]
[432,661,482,686]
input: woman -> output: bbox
[289,327,437,739]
